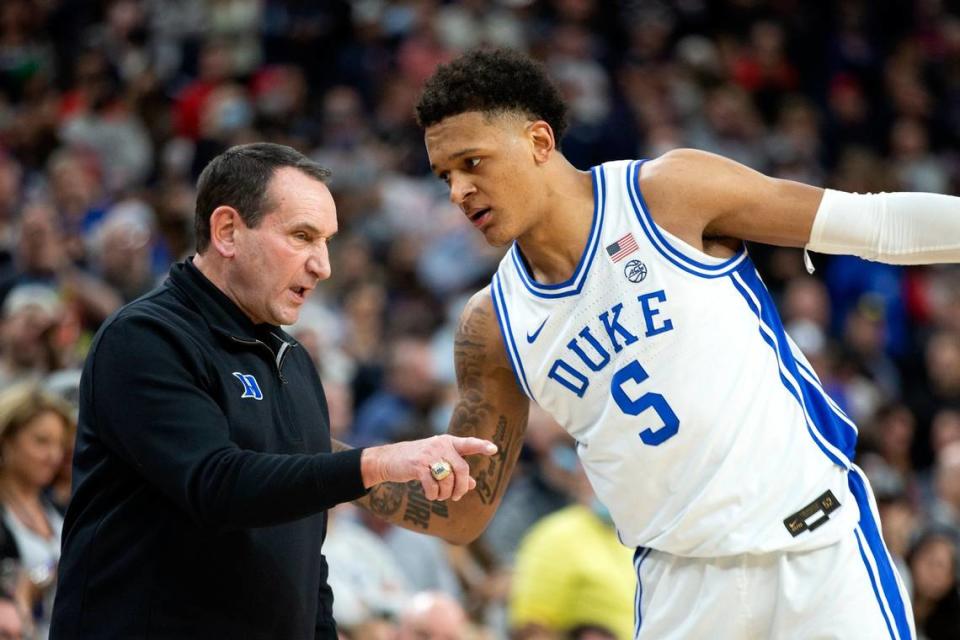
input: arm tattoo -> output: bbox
[401,481,449,529]
[356,294,527,530]
[367,482,404,518]
[474,417,510,504]
[365,481,450,529]
[451,298,525,505]
[450,301,496,440]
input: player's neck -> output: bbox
[516,161,595,285]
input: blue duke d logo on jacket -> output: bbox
[232,372,263,400]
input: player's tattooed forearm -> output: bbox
[365,480,450,529]
[402,481,450,529]
[474,415,522,504]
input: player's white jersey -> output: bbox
[491,160,861,557]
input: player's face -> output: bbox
[230,167,337,326]
[425,111,543,247]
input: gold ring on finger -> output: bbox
[429,459,453,481]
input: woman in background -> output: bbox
[0,383,74,639]
[908,528,960,640]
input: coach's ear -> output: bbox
[208,205,240,258]
[528,120,556,164]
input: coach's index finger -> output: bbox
[450,436,498,457]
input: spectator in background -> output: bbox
[0,155,23,274]
[353,505,463,603]
[347,617,397,640]
[45,146,110,256]
[873,478,918,598]
[843,295,902,400]
[509,453,634,640]
[350,334,441,447]
[57,52,153,193]
[323,504,412,628]
[0,284,74,387]
[862,403,919,505]
[921,332,960,424]
[0,202,121,329]
[569,626,617,640]
[929,441,960,535]
[89,200,159,303]
[482,406,579,565]
[172,39,233,142]
[908,529,960,640]
[930,408,960,465]
[397,591,470,640]
[0,592,25,640]
[0,382,74,640]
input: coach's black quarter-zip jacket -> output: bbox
[51,259,366,639]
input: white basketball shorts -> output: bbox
[632,468,915,639]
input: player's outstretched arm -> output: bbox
[338,286,530,545]
[642,148,960,264]
[639,148,824,249]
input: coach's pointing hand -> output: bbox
[360,435,498,501]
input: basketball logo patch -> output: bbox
[624,259,648,283]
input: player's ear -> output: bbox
[528,120,556,164]
[208,205,241,258]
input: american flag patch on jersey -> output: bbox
[606,233,639,262]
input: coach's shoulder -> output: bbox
[91,286,208,364]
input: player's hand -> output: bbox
[361,435,498,501]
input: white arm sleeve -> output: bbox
[805,188,960,264]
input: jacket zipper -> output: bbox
[227,334,304,443]
[228,336,292,384]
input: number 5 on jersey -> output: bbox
[611,359,680,445]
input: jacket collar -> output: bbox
[168,257,275,342]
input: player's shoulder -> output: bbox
[458,285,500,345]
[455,286,511,369]
[638,148,749,234]
[641,148,726,184]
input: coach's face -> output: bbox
[231,167,337,326]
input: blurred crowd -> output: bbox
[0,0,958,638]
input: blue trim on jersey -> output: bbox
[490,274,534,399]
[793,356,859,435]
[850,469,912,640]
[509,165,607,299]
[633,547,652,637]
[729,264,857,468]
[626,160,748,278]
[854,531,897,640]
[728,272,847,467]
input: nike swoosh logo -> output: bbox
[526,317,549,343]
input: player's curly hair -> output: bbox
[415,48,568,141]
